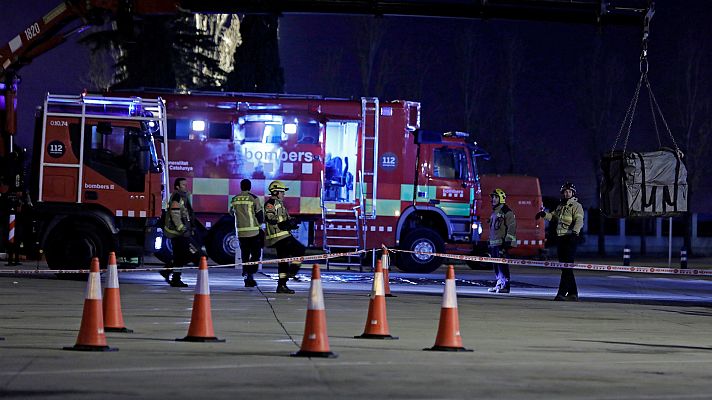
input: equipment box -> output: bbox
[601,148,687,218]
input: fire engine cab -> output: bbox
[31,93,168,269]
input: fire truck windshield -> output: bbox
[82,123,162,191]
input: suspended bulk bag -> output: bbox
[601,148,687,218]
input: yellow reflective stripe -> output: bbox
[233,194,258,229]
[266,230,289,240]
[164,227,182,235]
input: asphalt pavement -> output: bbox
[1,255,712,399]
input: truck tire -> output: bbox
[45,222,111,272]
[205,221,238,266]
[396,228,445,274]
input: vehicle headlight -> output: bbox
[154,236,163,251]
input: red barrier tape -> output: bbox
[391,249,712,278]
[0,249,372,275]
[2,248,709,278]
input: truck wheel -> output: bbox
[205,221,238,266]
[46,222,110,272]
[396,228,445,274]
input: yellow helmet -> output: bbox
[268,180,289,194]
[490,188,506,204]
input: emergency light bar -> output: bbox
[443,131,469,138]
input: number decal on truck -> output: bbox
[47,140,65,158]
[24,23,41,40]
[380,152,397,170]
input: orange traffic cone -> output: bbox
[177,256,225,342]
[355,258,398,339]
[292,264,337,358]
[425,265,472,352]
[103,252,133,333]
[64,257,117,351]
[381,247,395,297]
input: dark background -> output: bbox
[2,1,710,211]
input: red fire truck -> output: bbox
[123,90,546,273]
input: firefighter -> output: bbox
[230,179,264,287]
[487,188,517,293]
[162,177,201,287]
[536,181,585,301]
[264,180,305,294]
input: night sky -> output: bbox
[3,1,710,210]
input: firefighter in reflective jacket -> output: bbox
[536,181,585,301]
[230,179,264,288]
[162,177,201,287]
[264,180,305,294]
[487,188,517,293]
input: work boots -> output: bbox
[288,265,302,282]
[170,272,188,287]
[276,278,294,294]
[244,275,258,287]
[159,270,172,283]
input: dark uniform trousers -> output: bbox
[488,245,510,283]
[556,235,578,296]
[239,234,262,275]
[172,235,202,269]
[273,235,305,277]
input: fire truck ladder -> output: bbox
[321,171,364,271]
[358,97,380,268]
[360,97,379,220]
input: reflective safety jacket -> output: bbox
[544,197,584,237]
[264,196,292,247]
[164,191,193,238]
[230,191,264,238]
[488,203,517,247]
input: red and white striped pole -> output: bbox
[7,213,15,246]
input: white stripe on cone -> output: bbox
[85,272,102,300]
[196,269,210,295]
[371,272,384,298]
[442,279,458,309]
[105,262,119,289]
[308,279,325,310]
[383,254,389,271]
